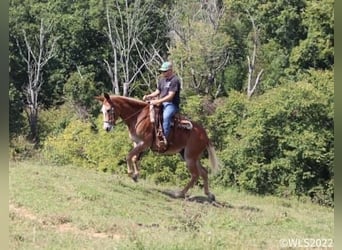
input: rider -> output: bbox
[143,61,181,147]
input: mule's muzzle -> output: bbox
[103,122,113,132]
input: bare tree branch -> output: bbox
[16,18,59,143]
[104,0,162,96]
[246,10,263,98]
[105,6,120,95]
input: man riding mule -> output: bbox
[143,61,181,149]
[95,64,220,201]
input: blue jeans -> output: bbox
[162,102,178,137]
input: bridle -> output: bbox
[104,106,116,126]
[103,97,147,128]
[102,93,118,129]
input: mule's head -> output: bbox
[95,93,118,132]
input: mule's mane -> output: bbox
[111,95,148,107]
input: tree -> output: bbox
[16,19,59,144]
[246,10,263,98]
[167,0,231,97]
[104,0,165,96]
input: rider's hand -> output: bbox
[143,95,148,101]
[149,100,160,106]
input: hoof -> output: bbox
[131,173,139,182]
[173,191,186,199]
[207,193,216,202]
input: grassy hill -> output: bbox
[9,161,333,250]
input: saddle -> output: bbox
[149,104,193,152]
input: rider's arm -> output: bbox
[143,89,160,101]
[150,91,175,105]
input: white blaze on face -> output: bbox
[101,104,113,131]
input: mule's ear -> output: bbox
[94,95,104,102]
[104,92,110,101]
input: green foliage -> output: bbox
[42,119,92,166]
[140,153,187,185]
[210,71,333,206]
[63,71,105,118]
[38,103,76,140]
[289,0,334,71]
[208,91,248,150]
[42,117,130,173]
[222,64,246,92]
[259,40,288,91]
[181,94,207,122]
[9,83,26,138]
[81,123,132,174]
[10,136,37,161]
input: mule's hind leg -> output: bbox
[175,159,199,198]
[197,161,215,202]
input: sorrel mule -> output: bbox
[95,93,220,201]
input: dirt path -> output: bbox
[9,203,121,240]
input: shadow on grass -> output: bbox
[118,180,155,196]
[155,189,261,212]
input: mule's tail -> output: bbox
[207,141,221,173]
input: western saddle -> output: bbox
[149,104,192,152]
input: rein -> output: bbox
[112,105,148,126]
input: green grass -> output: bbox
[9,161,333,249]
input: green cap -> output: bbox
[159,61,172,71]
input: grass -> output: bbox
[9,161,333,249]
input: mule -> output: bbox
[95,93,220,201]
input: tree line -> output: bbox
[9,0,334,206]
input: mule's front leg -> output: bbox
[126,142,148,182]
[131,154,141,182]
[126,153,138,182]
[126,142,141,181]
